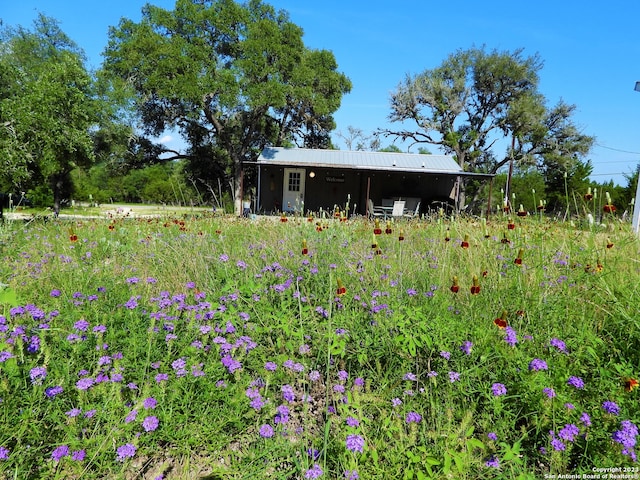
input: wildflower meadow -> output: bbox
[0,208,638,479]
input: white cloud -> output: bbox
[158,135,173,144]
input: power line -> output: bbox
[590,172,630,177]
[594,142,640,155]
[590,159,637,164]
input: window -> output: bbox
[288,171,301,192]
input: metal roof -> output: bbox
[257,147,463,174]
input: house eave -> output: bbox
[251,160,494,178]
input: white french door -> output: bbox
[282,168,306,213]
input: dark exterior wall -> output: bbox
[258,165,457,215]
[258,167,285,213]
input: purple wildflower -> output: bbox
[171,357,186,371]
[405,412,422,424]
[27,335,40,353]
[74,319,89,331]
[0,446,9,460]
[440,351,451,360]
[51,445,69,461]
[543,387,555,399]
[71,450,86,461]
[487,432,498,441]
[264,361,277,371]
[221,354,242,373]
[124,296,138,309]
[403,372,417,381]
[550,437,565,451]
[125,409,138,423]
[344,470,359,480]
[391,398,402,407]
[45,385,64,398]
[567,376,585,389]
[485,456,500,468]
[504,326,518,346]
[76,377,95,391]
[275,404,290,424]
[346,416,360,427]
[558,424,580,442]
[580,412,592,426]
[550,338,567,352]
[528,358,548,371]
[249,396,265,410]
[0,351,14,362]
[29,366,47,385]
[448,371,460,383]
[346,434,365,453]
[602,401,620,415]
[143,397,157,409]
[116,443,136,462]
[259,424,274,438]
[282,384,295,402]
[460,341,473,355]
[142,415,159,432]
[305,463,323,479]
[491,383,507,396]
[612,420,638,461]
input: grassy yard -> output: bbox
[0,211,638,479]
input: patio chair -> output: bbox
[404,201,421,218]
[390,200,406,218]
[367,199,386,219]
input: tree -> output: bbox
[102,0,351,214]
[336,126,380,151]
[382,46,594,211]
[622,163,640,212]
[0,15,99,213]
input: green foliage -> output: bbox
[101,0,351,213]
[0,15,103,213]
[70,161,200,205]
[0,213,638,478]
[384,46,595,211]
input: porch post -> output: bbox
[365,176,371,217]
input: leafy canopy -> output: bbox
[0,14,99,209]
[382,46,594,210]
[101,0,351,212]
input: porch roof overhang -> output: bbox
[255,147,494,178]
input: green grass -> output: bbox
[0,212,638,479]
[5,203,212,219]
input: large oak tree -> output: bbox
[102,0,351,214]
[382,47,594,211]
[0,15,99,214]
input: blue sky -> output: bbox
[3,0,640,186]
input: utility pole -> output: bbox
[632,82,640,234]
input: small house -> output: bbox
[255,147,491,216]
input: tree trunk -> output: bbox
[233,160,243,216]
[52,176,63,217]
